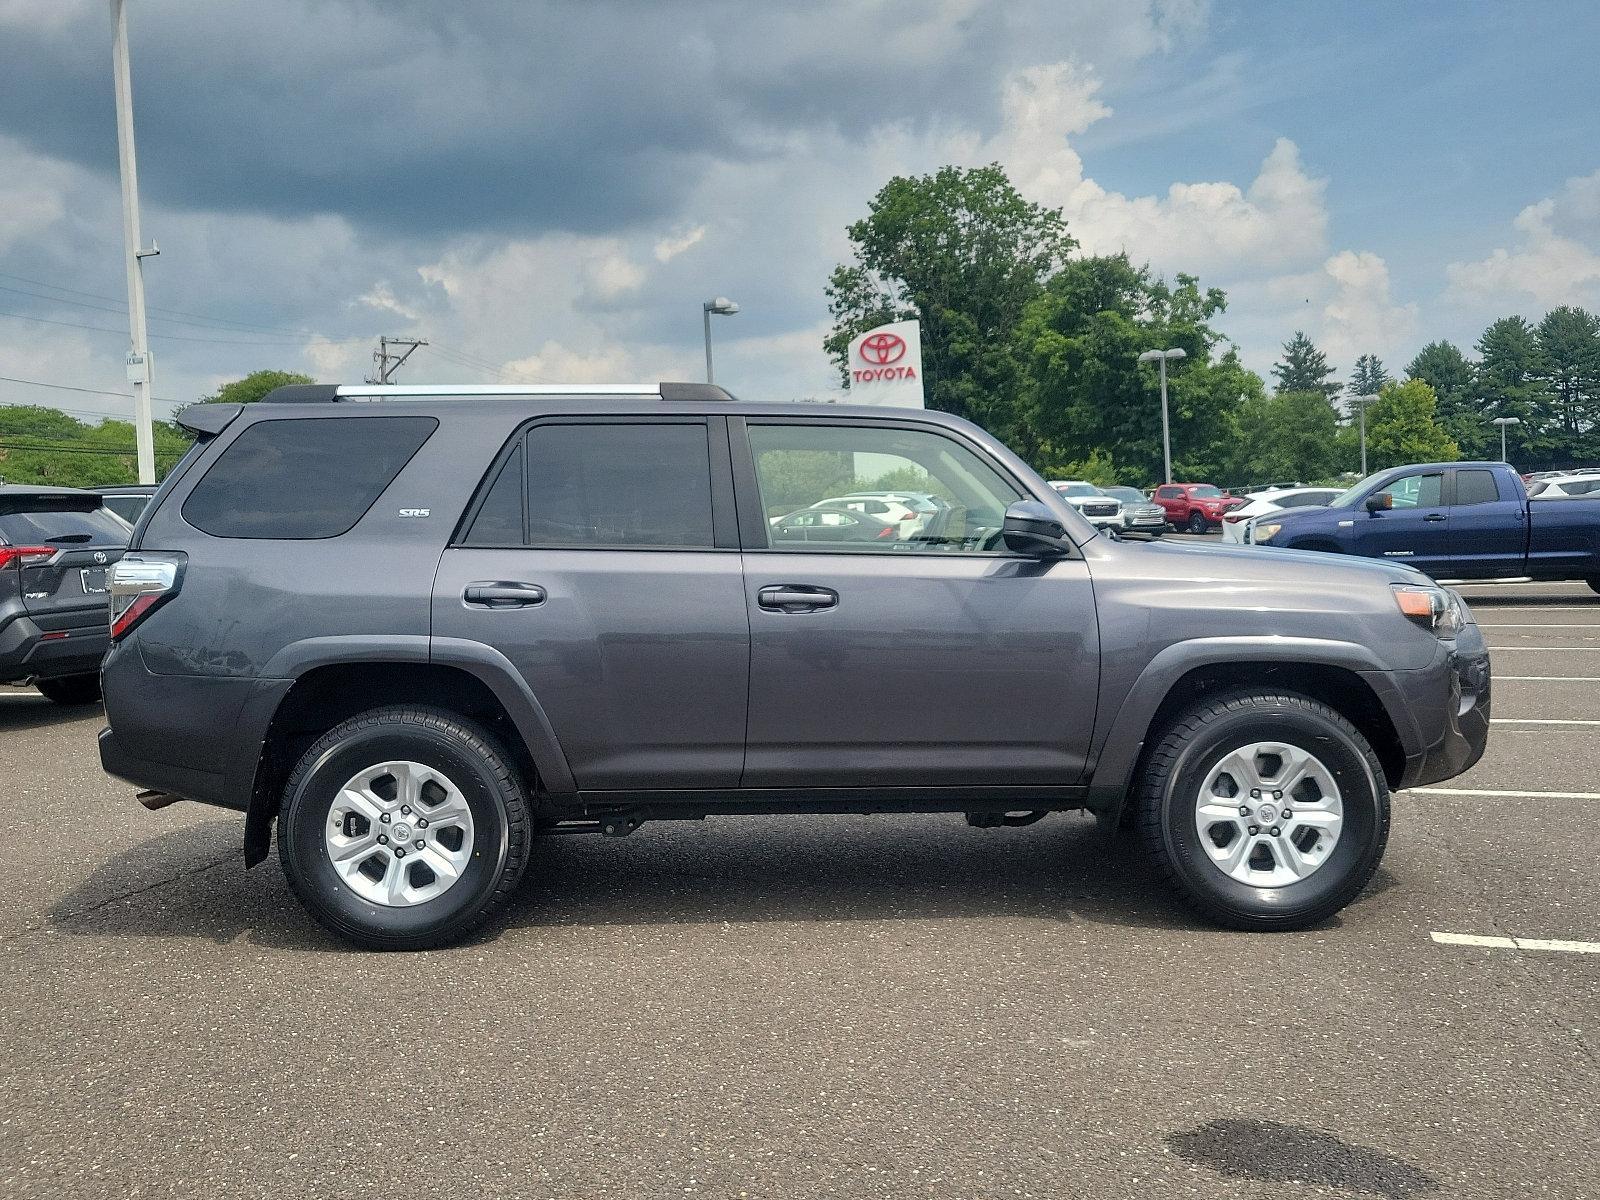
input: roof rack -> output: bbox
[258,381,737,403]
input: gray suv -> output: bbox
[99,383,1491,949]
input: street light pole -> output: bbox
[1351,393,1378,476]
[111,0,156,484]
[1492,416,1521,464]
[1138,348,1187,483]
[701,296,740,384]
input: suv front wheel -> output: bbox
[278,706,532,950]
[1136,690,1389,930]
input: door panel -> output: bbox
[1351,471,1451,575]
[1446,467,1526,578]
[741,553,1098,786]
[434,548,748,788]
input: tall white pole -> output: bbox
[1500,423,1508,464]
[703,307,714,384]
[1158,354,1172,484]
[111,0,156,484]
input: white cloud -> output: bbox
[1318,250,1418,367]
[1445,169,1600,309]
[356,282,420,322]
[501,340,646,385]
[653,226,706,264]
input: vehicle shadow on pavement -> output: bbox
[47,812,1375,951]
[0,690,101,733]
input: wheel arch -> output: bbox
[1088,639,1415,827]
[242,650,575,867]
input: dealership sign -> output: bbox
[846,319,924,407]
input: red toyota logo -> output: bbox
[858,332,907,366]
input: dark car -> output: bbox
[772,505,899,543]
[1,485,129,704]
[95,484,159,526]
[100,382,1490,949]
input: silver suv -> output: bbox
[99,383,1491,949]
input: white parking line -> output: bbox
[1477,623,1600,628]
[1498,676,1600,681]
[1489,718,1600,725]
[1487,646,1600,651]
[1432,932,1600,954]
[1408,787,1600,800]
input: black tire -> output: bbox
[1136,689,1389,931]
[1186,511,1208,534]
[35,673,101,705]
[278,706,532,950]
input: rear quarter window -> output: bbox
[181,415,437,539]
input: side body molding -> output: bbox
[1085,635,1426,821]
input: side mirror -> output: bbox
[1003,500,1072,556]
[1364,493,1392,513]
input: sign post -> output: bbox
[845,320,924,408]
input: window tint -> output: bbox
[183,416,436,539]
[0,506,129,545]
[463,443,525,545]
[523,423,713,548]
[1388,473,1443,509]
[747,423,1021,554]
[1454,469,1502,506]
[1157,486,1181,499]
[1188,485,1223,498]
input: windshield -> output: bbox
[1189,485,1223,498]
[1329,470,1389,508]
[1054,483,1101,497]
[1105,487,1147,503]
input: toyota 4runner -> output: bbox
[99,383,1491,949]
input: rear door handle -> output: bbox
[1423,513,1447,522]
[464,581,546,608]
[758,585,837,612]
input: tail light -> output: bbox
[875,525,898,539]
[109,552,185,640]
[0,546,55,569]
[1223,514,1247,523]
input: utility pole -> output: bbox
[111,0,157,484]
[1350,393,1378,476]
[1137,347,1187,483]
[367,336,427,384]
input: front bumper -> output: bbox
[1122,511,1167,532]
[1379,620,1491,790]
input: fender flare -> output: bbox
[1086,635,1421,824]
[241,635,576,866]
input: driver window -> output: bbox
[1388,473,1443,509]
[746,423,1022,553]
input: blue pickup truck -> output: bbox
[1248,461,1600,590]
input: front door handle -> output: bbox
[758,585,838,612]
[1423,513,1447,522]
[464,581,546,608]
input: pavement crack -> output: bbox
[0,851,240,946]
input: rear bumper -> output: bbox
[0,609,108,683]
[99,725,233,809]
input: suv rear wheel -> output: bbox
[278,706,531,950]
[1136,689,1389,930]
[36,673,102,706]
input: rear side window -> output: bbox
[521,422,714,548]
[182,416,437,540]
[0,506,129,545]
[464,443,525,545]
[1453,470,1502,506]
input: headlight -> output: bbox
[1393,584,1463,636]
[1253,522,1282,542]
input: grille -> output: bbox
[1080,501,1119,517]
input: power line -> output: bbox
[0,269,334,337]
[0,307,366,348]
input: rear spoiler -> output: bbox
[175,403,243,439]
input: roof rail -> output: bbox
[256,381,738,403]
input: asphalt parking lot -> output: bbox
[2,559,1597,1199]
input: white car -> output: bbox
[1221,486,1343,544]
[1528,472,1600,499]
[1048,480,1123,529]
[808,492,934,536]
[1101,486,1167,536]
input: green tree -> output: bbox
[1405,340,1480,453]
[1015,253,1252,483]
[1474,316,1554,465]
[199,369,315,406]
[1364,379,1459,470]
[1347,354,1390,398]
[1534,306,1600,451]
[1229,391,1342,484]
[0,405,190,487]
[825,164,1076,440]
[1272,331,1340,400]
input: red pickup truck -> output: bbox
[1152,483,1246,533]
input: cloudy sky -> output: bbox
[1,0,1597,424]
